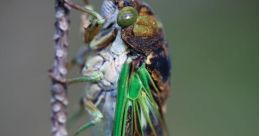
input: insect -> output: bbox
[65,0,171,136]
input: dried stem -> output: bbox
[49,0,70,136]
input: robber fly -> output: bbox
[65,0,171,136]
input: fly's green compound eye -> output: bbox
[117,7,138,28]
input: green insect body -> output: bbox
[66,0,170,136]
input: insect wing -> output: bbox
[114,63,166,136]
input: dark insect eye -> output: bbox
[117,7,138,28]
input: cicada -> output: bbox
[65,0,171,136]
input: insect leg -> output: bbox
[67,46,90,70]
[74,99,104,136]
[67,98,85,128]
[66,0,104,70]
[68,83,104,133]
[67,71,103,85]
[64,0,105,25]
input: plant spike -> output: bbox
[49,0,70,136]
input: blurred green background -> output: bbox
[0,0,258,136]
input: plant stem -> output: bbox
[49,0,70,136]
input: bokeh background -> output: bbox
[0,0,258,136]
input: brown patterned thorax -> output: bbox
[119,1,171,106]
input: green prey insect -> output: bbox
[64,0,171,136]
